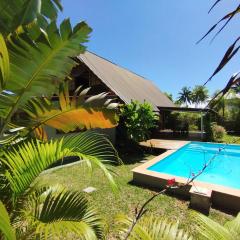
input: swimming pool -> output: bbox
[132,141,240,211]
[148,142,240,189]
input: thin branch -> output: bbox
[122,138,238,240]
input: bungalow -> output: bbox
[71,51,174,111]
[48,51,175,143]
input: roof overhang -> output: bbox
[157,106,216,113]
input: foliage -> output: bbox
[0,0,63,37]
[222,134,240,144]
[120,100,159,143]
[203,112,213,141]
[211,122,226,142]
[191,85,209,107]
[164,112,200,133]
[198,1,240,103]
[0,201,16,240]
[192,211,240,240]
[0,2,117,141]
[177,87,192,106]
[0,132,119,239]
[22,82,118,139]
[115,214,192,240]
[0,0,120,239]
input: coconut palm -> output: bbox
[192,85,209,107]
[177,87,192,107]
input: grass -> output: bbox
[223,134,240,144]
[38,149,233,238]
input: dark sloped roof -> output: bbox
[77,51,175,111]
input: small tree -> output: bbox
[120,100,159,143]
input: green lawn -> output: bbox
[223,134,240,144]
[38,150,233,238]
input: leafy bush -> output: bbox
[211,123,227,142]
[119,100,159,143]
[165,112,200,132]
[189,124,198,131]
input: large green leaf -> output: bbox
[0,0,62,36]
[192,211,236,240]
[115,214,192,240]
[1,131,119,198]
[22,83,118,137]
[24,187,104,239]
[0,201,16,240]
[0,19,91,134]
[0,34,9,91]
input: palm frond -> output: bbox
[0,33,9,91]
[0,0,63,36]
[2,139,66,198]
[62,131,120,192]
[1,131,119,198]
[192,211,233,240]
[0,201,16,240]
[204,37,240,85]
[115,214,192,240]
[197,3,240,43]
[0,19,91,135]
[22,82,118,138]
[23,187,104,240]
[224,212,240,237]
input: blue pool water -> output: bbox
[148,142,240,189]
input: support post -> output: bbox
[201,112,204,140]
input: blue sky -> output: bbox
[59,0,239,100]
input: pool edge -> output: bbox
[132,142,240,212]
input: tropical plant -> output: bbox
[0,1,117,141]
[0,0,120,239]
[192,211,240,240]
[119,100,159,143]
[191,85,209,107]
[115,214,192,240]
[20,82,118,140]
[0,131,119,239]
[198,1,240,102]
[177,87,192,107]
[211,122,226,142]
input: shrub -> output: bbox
[211,123,227,142]
[119,100,159,143]
[189,124,198,131]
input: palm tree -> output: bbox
[177,87,192,107]
[0,132,119,239]
[192,85,209,107]
[0,0,119,239]
[0,0,117,141]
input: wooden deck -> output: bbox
[140,139,190,150]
